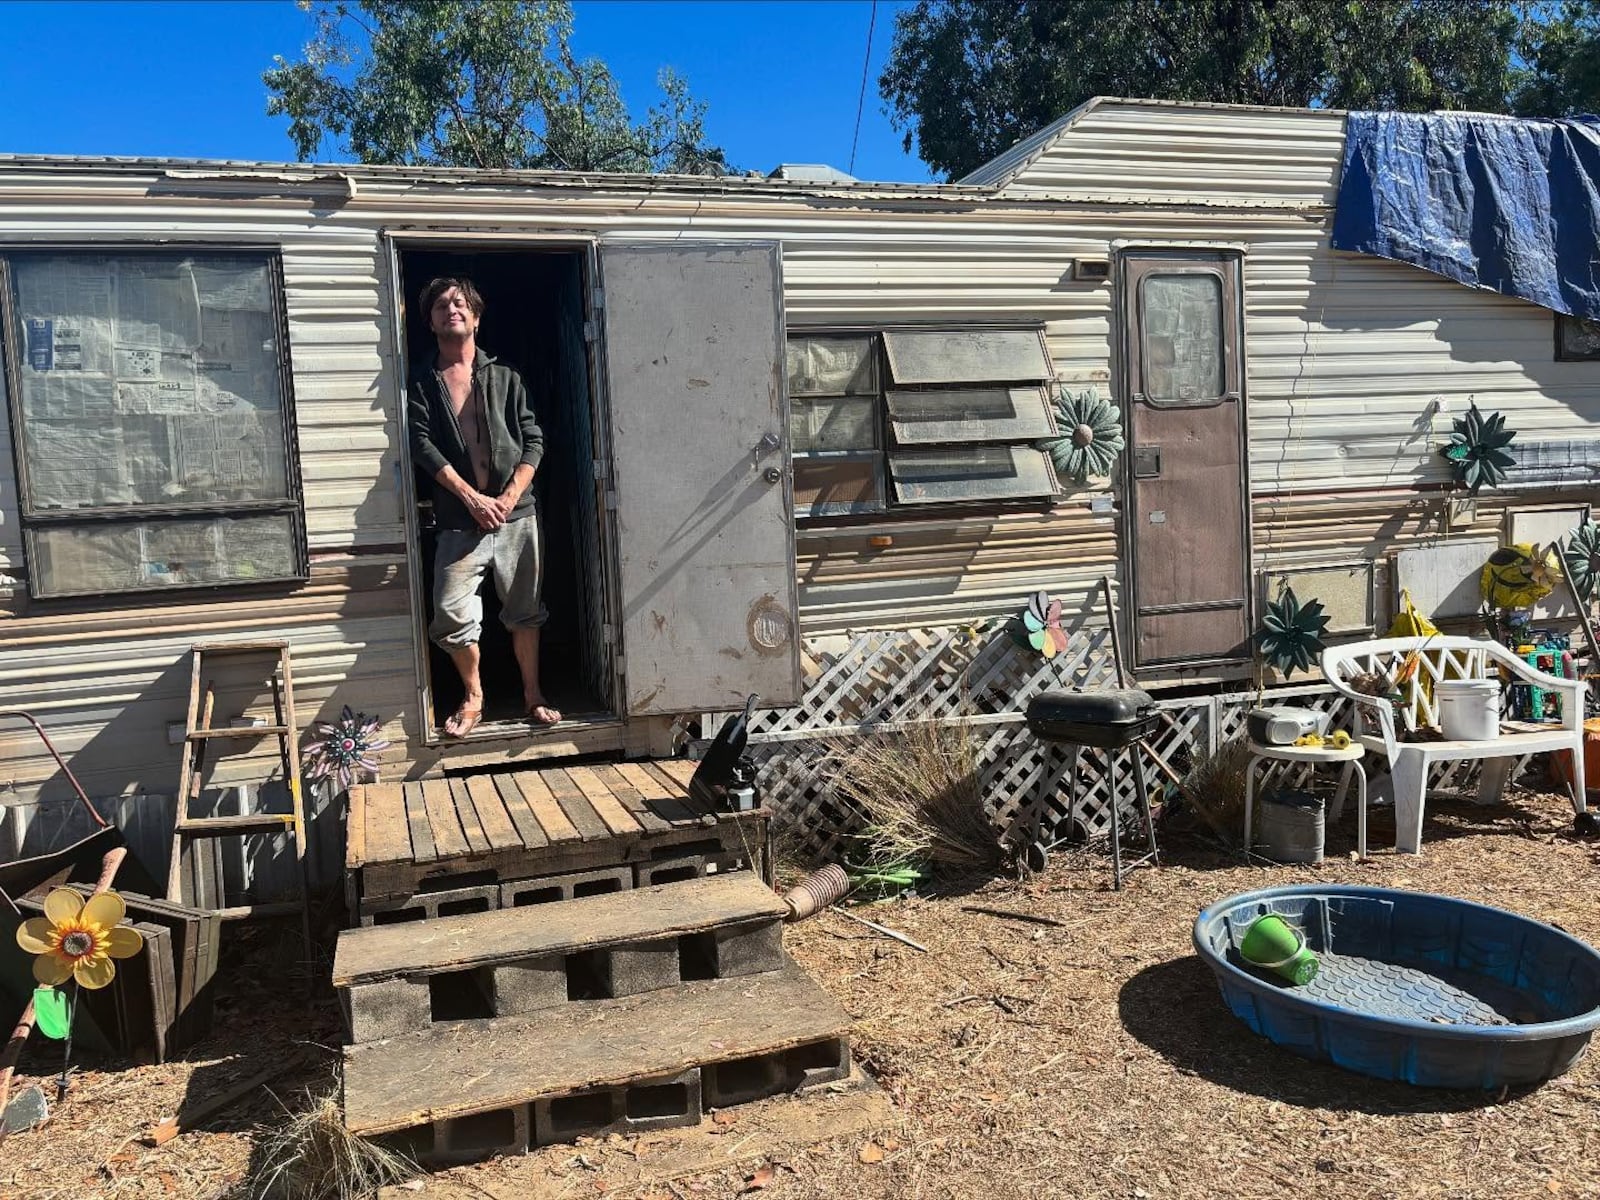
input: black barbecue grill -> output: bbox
[1023,688,1161,889]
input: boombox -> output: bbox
[1246,706,1329,746]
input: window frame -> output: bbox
[787,323,1061,524]
[1554,312,1600,362]
[0,244,309,599]
[1134,265,1239,409]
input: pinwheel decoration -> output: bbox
[1256,587,1330,674]
[1563,520,1600,602]
[1039,386,1124,486]
[302,706,390,791]
[1440,402,1517,494]
[1012,590,1069,659]
[1480,543,1562,611]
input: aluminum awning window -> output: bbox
[787,325,1060,518]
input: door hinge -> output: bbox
[591,287,604,311]
[582,319,598,343]
[613,653,626,677]
[592,458,608,481]
[602,622,615,645]
[604,489,618,511]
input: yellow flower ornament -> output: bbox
[17,889,144,989]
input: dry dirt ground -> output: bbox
[5,785,1600,1200]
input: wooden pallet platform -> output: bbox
[348,760,767,902]
[341,961,851,1135]
[334,873,787,987]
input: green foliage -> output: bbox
[880,0,1534,180]
[264,1,728,173]
[1257,586,1330,675]
[1440,402,1517,493]
[1512,1,1600,117]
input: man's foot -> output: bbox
[444,702,484,739]
[527,701,562,726]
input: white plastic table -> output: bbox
[1242,740,1369,861]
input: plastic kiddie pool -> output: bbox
[1193,885,1600,1088]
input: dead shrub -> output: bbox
[1178,736,1252,845]
[240,1088,416,1200]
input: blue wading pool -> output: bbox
[1193,885,1600,1088]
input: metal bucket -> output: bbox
[1258,788,1325,865]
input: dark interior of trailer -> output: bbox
[397,247,611,736]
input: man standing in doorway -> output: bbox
[409,277,562,738]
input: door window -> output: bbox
[1139,272,1229,405]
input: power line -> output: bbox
[848,0,878,176]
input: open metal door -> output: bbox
[599,242,800,715]
[1120,249,1252,668]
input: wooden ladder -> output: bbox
[167,640,311,962]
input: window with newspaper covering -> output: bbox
[786,327,1059,518]
[1,249,306,598]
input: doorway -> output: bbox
[396,246,613,736]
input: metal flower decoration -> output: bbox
[302,706,390,791]
[1040,386,1125,486]
[1563,521,1600,602]
[17,889,144,990]
[1440,402,1516,493]
[1480,543,1561,611]
[1257,587,1330,674]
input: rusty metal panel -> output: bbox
[599,241,800,714]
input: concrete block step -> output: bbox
[341,961,851,1137]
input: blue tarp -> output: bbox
[1332,110,1600,319]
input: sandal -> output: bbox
[527,703,562,727]
[444,704,484,739]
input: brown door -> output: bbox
[1120,251,1250,668]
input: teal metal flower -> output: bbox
[1256,587,1330,674]
[1039,386,1124,486]
[1440,402,1516,493]
[1564,520,1600,602]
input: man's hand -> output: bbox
[488,490,518,523]
[464,489,505,531]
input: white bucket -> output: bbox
[1437,679,1501,741]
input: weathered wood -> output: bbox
[448,779,492,855]
[637,763,700,822]
[494,775,548,850]
[360,784,413,867]
[334,872,786,986]
[654,759,699,791]
[465,775,523,852]
[421,779,470,860]
[592,765,672,833]
[403,784,438,865]
[346,782,368,868]
[542,769,611,842]
[565,766,643,838]
[509,772,580,844]
[342,962,850,1135]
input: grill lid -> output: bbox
[1026,688,1155,726]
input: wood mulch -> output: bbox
[5,785,1600,1200]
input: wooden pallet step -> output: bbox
[335,873,786,988]
[178,813,297,835]
[341,962,852,1135]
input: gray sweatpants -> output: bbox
[429,509,549,650]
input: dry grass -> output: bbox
[822,720,1006,878]
[239,1089,415,1200]
[1178,735,1253,844]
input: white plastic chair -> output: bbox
[1321,636,1588,854]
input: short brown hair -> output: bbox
[420,276,485,319]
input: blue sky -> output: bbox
[0,0,932,182]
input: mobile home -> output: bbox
[2,98,1596,880]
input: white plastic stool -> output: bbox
[1242,741,1368,860]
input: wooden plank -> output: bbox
[493,775,548,850]
[644,759,698,793]
[359,784,414,867]
[592,765,672,833]
[342,963,850,1134]
[346,782,368,869]
[403,785,437,865]
[464,775,524,852]
[565,766,645,838]
[541,769,611,842]
[334,872,787,985]
[420,779,471,860]
[509,771,578,844]
[448,779,492,855]
[615,761,676,801]
[634,763,700,823]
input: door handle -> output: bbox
[1133,445,1162,479]
[763,466,783,484]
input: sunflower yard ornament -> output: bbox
[1440,402,1516,494]
[1257,587,1330,674]
[1480,543,1562,611]
[17,889,143,990]
[1040,386,1124,486]
[302,706,389,791]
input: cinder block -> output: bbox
[534,1086,622,1145]
[500,865,633,908]
[713,920,786,978]
[360,882,500,927]
[431,1103,531,1164]
[785,1036,851,1090]
[532,1070,701,1147]
[345,976,431,1043]
[635,856,706,887]
[620,1068,702,1135]
[493,955,567,1015]
[703,1050,786,1108]
[604,939,681,998]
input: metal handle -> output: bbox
[763,466,782,484]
